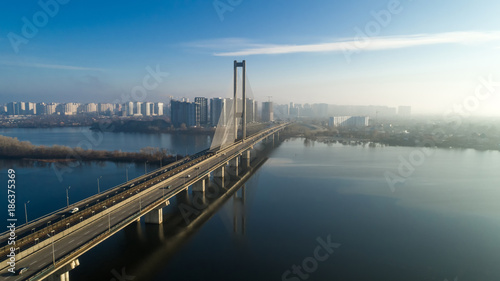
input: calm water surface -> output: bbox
[1,128,499,281]
[0,127,211,154]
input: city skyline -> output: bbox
[1,1,500,116]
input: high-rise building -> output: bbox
[126,102,134,116]
[148,103,154,116]
[46,103,58,115]
[245,98,256,123]
[141,102,152,116]
[98,103,114,115]
[36,103,46,115]
[329,116,369,127]
[22,102,36,115]
[195,97,208,125]
[262,101,274,122]
[170,100,199,127]
[154,102,164,116]
[134,102,142,115]
[210,98,226,126]
[63,103,79,115]
[312,103,328,117]
[83,103,98,113]
[7,102,20,115]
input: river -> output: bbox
[1,127,499,281]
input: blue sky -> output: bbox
[1,0,499,115]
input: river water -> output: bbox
[1,128,499,281]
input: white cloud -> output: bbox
[209,31,500,56]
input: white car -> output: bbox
[70,207,79,214]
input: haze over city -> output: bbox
[1,0,500,116]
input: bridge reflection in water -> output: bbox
[69,139,279,281]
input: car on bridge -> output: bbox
[16,267,29,275]
[69,208,79,214]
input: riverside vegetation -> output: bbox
[0,135,181,163]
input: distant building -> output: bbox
[210,98,226,126]
[83,103,97,113]
[148,103,154,116]
[262,101,274,122]
[274,104,290,119]
[126,102,134,116]
[7,102,20,115]
[63,103,79,115]
[195,97,208,125]
[134,102,142,115]
[312,103,328,117]
[46,103,58,115]
[398,106,411,117]
[35,103,45,115]
[142,102,152,116]
[329,116,369,128]
[170,99,199,127]
[245,98,257,123]
[98,103,114,115]
[21,102,36,115]
[154,102,164,116]
[290,103,301,117]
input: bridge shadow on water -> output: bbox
[69,140,282,281]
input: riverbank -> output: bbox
[0,135,183,163]
[281,122,500,151]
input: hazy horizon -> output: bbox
[1,0,500,116]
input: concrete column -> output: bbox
[230,156,239,177]
[145,208,163,224]
[47,259,79,281]
[213,165,225,188]
[192,176,207,192]
[242,150,251,169]
[61,272,69,281]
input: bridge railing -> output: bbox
[25,122,289,280]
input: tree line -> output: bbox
[0,135,181,163]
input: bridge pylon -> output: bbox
[234,60,247,141]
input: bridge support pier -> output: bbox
[229,156,239,177]
[242,150,251,169]
[47,259,80,281]
[145,208,163,224]
[213,165,225,187]
[193,176,208,192]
